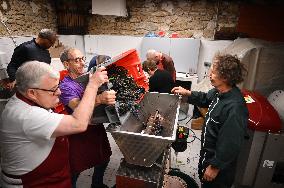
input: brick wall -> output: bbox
[0,0,239,39]
[88,0,240,39]
[0,0,57,36]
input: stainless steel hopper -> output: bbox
[109,92,181,167]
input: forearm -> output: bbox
[188,91,210,107]
[94,94,102,107]
[72,84,99,127]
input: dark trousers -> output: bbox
[71,160,109,188]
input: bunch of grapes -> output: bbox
[106,65,145,116]
[142,113,163,136]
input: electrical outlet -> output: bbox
[204,61,211,67]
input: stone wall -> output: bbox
[0,0,57,36]
[88,0,240,39]
[0,0,239,39]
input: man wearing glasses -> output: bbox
[59,48,116,188]
[5,28,57,90]
[0,61,109,187]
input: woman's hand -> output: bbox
[171,86,191,96]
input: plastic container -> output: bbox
[111,49,149,91]
[170,32,179,38]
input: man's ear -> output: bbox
[26,89,37,101]
[63,61,69,69]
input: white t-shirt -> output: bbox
[0,95,64,175]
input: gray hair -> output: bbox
[60,48,76,62]
[142,60,157,72]
[16,61,59,93]
[38,29,57,40]
[146,49,157,60]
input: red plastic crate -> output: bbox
[111,49,149,91]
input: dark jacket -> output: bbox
[7,38,51,81]
[188,87,248,184]
[149,69,175,93]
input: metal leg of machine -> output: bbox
[116,149,170,188]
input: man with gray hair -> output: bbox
[5,29,57,89]
[0,60,109,187]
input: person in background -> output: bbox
[142,60,174,93]
[146,49,176,82]
[88,54,111,72]
[59,48,116,188]
[5,29,57,90]
[0,61,108,187]
[172,53,248,188]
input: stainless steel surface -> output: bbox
[110,92,181,167]
[254,132,284,188]
[235,130,284,188]
[235,130,267,186]
[116,148,170,188]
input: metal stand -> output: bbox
[116,148,170,188]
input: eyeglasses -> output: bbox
[68,56,86,63]
[30,85,60,96]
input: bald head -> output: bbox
[146,49,157,61]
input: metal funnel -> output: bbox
[109,92,181,167]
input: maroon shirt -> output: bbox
[157,53,176,82]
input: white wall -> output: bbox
[84,35,143,64]
[58,35,85,54]
[197,40,233,82]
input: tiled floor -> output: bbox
[77,104,202,188]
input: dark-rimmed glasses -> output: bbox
[30,85,60,96]
[68,56,86,63]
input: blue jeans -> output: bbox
[71,160,109,188]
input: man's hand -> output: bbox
[203,165,220,182]
[0,79,15,90]
[97,90,116,105]
[6,81,16,90]
[89,66,108,87]
[171,86,191,96]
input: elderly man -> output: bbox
[0,61,108,187]
[59,48,116,188]
[172,54,248,188]
[5,29,57,89]
[146,49,176,82]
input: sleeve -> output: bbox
[59,82,81,106]
[23,107,64,140]
[187,89,216,107]
[208,104,248,170]
[162,56,176,81]
[7,45,28,81]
